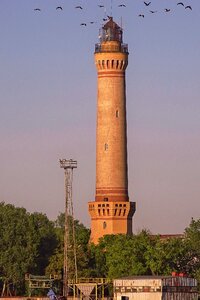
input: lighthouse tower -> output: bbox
[88,18,136,244]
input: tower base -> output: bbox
[88,201,136,244]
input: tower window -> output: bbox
[116,110,119,118]
[104,197,108,202]
[107,60,110,68]
[103,221,107,229]
[116,60,119,69]
[105,143,108,151]
[120,60,123,68]
[121,297,129,300]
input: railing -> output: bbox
[95,43,128,54]
[68,278,112,284]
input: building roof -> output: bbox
[114,275,192,280]
[151,234,184,240]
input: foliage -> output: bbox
[0,202,58,295]
[1,201,200,295]
[184,218,200,289]
[145,236,187,275]
[45,213,90,278]
[28,212,58,275]
[88,226,200,281]
[88,231,153,279]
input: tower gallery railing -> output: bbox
[95,43,128,53]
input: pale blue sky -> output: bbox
[0,0,200,234]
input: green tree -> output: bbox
[0,202,58,295]
[89,231,153,279]
[29,212,58,275]
[184,218,200,287]
[46,213,90,278]
[145,236,187,275]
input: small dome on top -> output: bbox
[99,17,123,43]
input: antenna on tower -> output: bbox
[110,0,113,17]
[120,16,123,30]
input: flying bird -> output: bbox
[177,2,184,6]
[138,14,144,18]
[165,8,171,12]
[149,10,157,13]
[34,8,41,11]
[144,2,151,6]
[98,5,104,8]
[118,4,126,7]
[103,18,108,21]
[75,6,83,9]
[56,6,63,10]
[185,5,192,10]
[80,23,87,26]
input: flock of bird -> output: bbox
[138,1,192,17]
[33,1,193,25]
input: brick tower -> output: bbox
[88,18,136,244]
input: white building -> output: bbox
[114,275,198,300]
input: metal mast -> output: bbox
[59,159,77,298]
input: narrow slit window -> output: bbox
[116,110,119,118]
[103,221,107,229]
[116,60,119,69]
[105,143,108,151]
[107,60,110,68]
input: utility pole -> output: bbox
[59,159,77,298]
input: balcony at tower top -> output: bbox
[95,17,128,54]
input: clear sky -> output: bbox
[0,0,200,234]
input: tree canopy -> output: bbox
[0,202,58,295]
[0,201,199,295]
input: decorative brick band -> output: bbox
[95,195,129,202]
[98,71,125,76]
[96,188,128,194]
